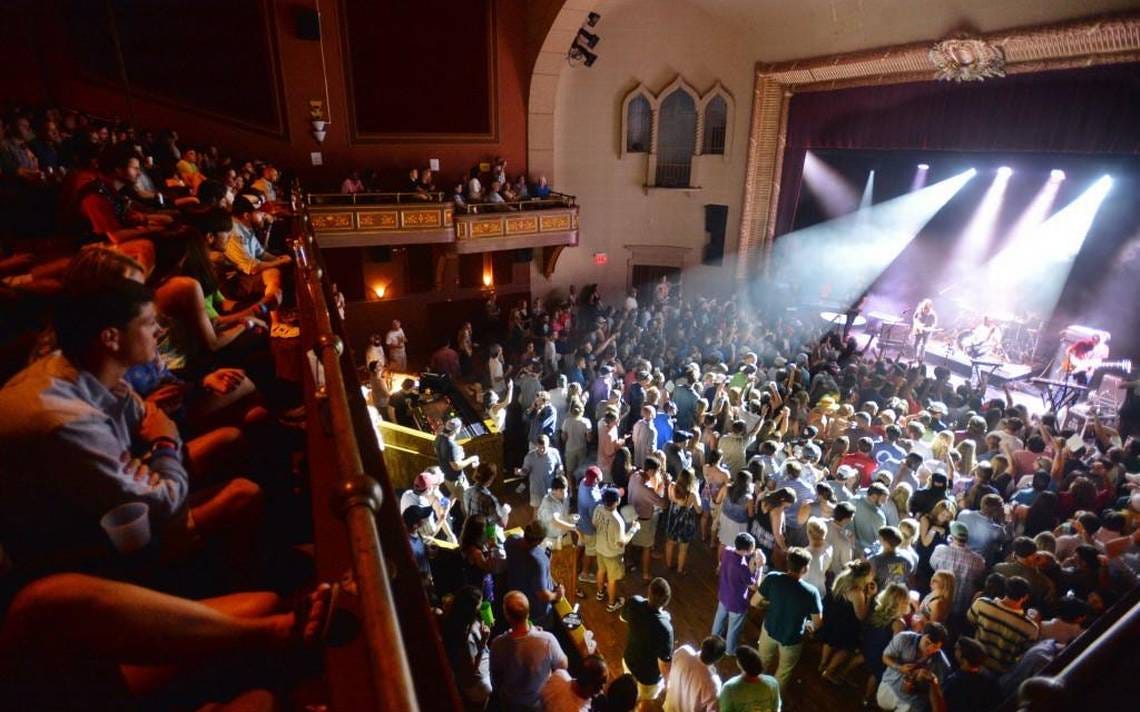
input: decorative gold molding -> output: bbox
[737,13,1140,272]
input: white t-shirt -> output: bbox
[385,328,406,350]
[562,415,592,453]
[365,343,385,368]
[663,645,722,712]
[540,669,591,712]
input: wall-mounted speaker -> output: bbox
[295,8,320,41]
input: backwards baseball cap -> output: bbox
[601,487,621,506]
[414,469,444,491]
[442,417,463,435]
[836,464,859,481]
[950,521,969,541]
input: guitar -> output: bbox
[1061,355,1133,379]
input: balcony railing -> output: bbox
[290,213,462,711]
[305,191,579,254]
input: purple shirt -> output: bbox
[718,547,756,613]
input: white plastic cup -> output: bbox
[101,502,151,554]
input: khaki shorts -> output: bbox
[623,660,664,701]
[629,515,656,548]
[598,553,625,582]
[581,532,597,557]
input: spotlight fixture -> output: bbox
[576,28,600,49]
[1050,169,1066,180]
[997,166,1013,177]
[917,163,930,170]
[586,11,601,27]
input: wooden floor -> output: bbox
[500,490,869,712]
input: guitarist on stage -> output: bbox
[911,298,938,362]
[1065,333,1110,385]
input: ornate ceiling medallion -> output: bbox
[930,38,1006,82]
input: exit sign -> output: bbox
[593,252,608,265]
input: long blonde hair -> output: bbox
[890,483,913,521]
[931,431,956,460]
[956,439,977,475]
[871,583,910,628]
[930,570,956,603]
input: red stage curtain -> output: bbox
[775,63,1140,237]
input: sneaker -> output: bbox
[576,588,586,599]
[595,590,606,602]
[577,572,596,584]
[606,597,625,613]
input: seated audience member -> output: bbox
[541,653,608,712]
[718,645,781,712]
[0,278,259,573]
[532,175,552,199]
[489,590,568,712]
[174,148,205,193]
[663,635,725,712]
[340,170,365,194]
[250,163,280,203]
[221,196,292,329]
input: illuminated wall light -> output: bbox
[482,273,493,287]
[373,284,387,299]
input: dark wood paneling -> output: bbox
[66,0,285,135]
[340,0,496,141]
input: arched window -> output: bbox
[626,95,651,153]
[655,90,697,187]
[702,95,727,155]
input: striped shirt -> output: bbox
[967,597,1040,673]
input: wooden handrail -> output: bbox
[1014,584,1140,711]
[292,217,420,711]
[455,193,577,214]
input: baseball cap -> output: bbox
[402,505,433,529]
[442,417,463,435]
[836,464,859,481]
[414,469,444,491]
[601,487,621,506]
[801,443,822,462]
[583,465,603,486]
[950,521,969,541]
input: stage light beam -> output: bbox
[959,167,1011,254]
[997,166,1013,177]
[986,174,1114,317]
[801,151,861,218]
[766,168,976,309]
[860,170,875,209]
[910,164,930,191]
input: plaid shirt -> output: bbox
[929,541,986,614]
[463,484,500,522]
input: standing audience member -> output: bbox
[711,532,761,653]
[717,645,782,712]
[594,487,640,612]
[621,578,674,711]
[540,653,608,712]
[489,591,568,712]
[756,547,823,693]
[663,636,726,712]
[966,576,1040,674]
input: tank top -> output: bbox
[721,495,750,524]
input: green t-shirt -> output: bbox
[758,572,822,645]
[718,673,781,712]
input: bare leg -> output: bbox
[261,268,283,325]
[0,574,319,665]
[664,540,675,569]
[640,546,651,582]
[677,542,689,574]
[185,427,247,489]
